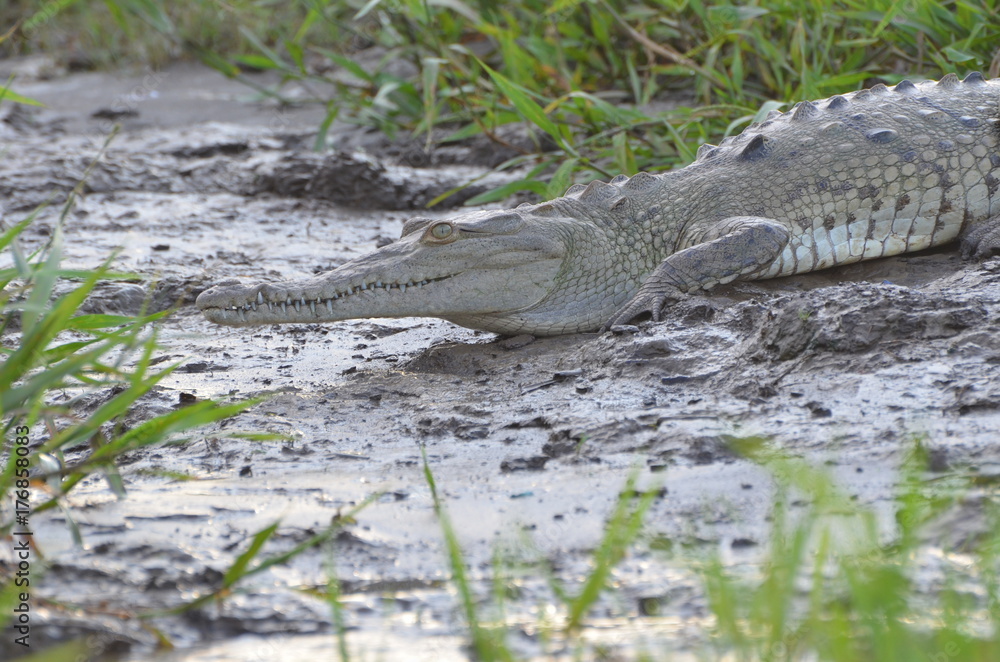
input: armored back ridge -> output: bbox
[199,73,1000,336]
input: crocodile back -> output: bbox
[686,73,1000,277]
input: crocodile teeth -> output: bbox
[281,302,287,313]
[257,292,264,305]
[295,300,301,312]
[310,301,316,315]
[267,302,273,312]
[326,299,333,313]
[400,284,406,293]
[251,301,257,311]
[375,281,382,288]
[238,308,246,322]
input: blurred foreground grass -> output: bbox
[0,138,279,656]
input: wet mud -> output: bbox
[2,59,999,660]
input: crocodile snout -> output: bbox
[196,279,253,311]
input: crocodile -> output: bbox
[198,72,1000,336]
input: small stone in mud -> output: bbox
[152,244,170,251]
[608,324,640,335]
[497,334,535,350]
[179,362,229,373]
[500,456,549,473]
[631,338,681,359]
[805,401,832,418]
[178,392,198,405]
[92,107,138,119]
[731,537,758,549]
[280,444,314,456]
[543,432,581,458]
[505,416,551,429]
[239,465,252,477]
[927,448,950,473]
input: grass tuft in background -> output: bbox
[6,1,998,202]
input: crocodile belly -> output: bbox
[759,158,999,278]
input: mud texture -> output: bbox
[1,58,999,661]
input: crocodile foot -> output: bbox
[961,215,1000,259]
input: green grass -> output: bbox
[694,438,1000,662]
[11,0,995,203]
[0,0,330,71]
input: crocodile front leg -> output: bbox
[604,216,789,329]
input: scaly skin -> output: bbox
[198,72,1000,336]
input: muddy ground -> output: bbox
[2,59,999,661]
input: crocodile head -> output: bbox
[197,201,625,336]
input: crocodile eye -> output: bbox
[430,223,453,240]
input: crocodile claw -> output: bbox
[601,286,684,332]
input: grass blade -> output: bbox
[422,446,513,661]
[223,521,280,588]
[478,59,577,157]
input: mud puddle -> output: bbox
[1,59,999,660]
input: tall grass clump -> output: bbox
[694,439,1000,662]
[0,161,260,632]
